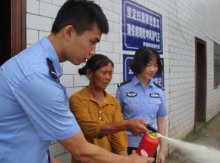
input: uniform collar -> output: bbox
[81,87,115,106]
[39,36,63,78]
[133,76,154,88]
[148,79,154,87]
[133,76,141,87]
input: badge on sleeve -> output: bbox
[150,93,159,98]
[126,92,137,97]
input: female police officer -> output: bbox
[116,47,168,163]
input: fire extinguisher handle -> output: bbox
[144,124,158,133]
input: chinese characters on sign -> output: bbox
[123,54,164,87]
[122,0,163,54]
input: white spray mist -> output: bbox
[157,133,220,163]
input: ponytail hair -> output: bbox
[78,66,87,75]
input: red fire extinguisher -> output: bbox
[136,129,160,157]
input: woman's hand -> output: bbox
[50,155,61,163]
[126,119,148,136]
[157,116,166,163]
[157,150,165,163]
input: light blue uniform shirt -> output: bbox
[0,37,80,163]
[116,76,168,148]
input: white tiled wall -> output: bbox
[27,0,220,162]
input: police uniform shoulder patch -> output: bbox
[117,79,132,87]
[47,58,60,83]
[153,82,165,91]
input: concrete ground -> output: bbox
[165,112,220,163]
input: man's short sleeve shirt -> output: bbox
[0,37,80,163]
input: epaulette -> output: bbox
[47,58,60,83]
[117,79,132,87]
[153,82,165,91]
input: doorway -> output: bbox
[194,37,207,132]
[0,0,26,66]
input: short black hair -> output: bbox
[129,46,163,75]
[78,54,114,75]
[51,0,109,35]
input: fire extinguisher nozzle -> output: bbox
[145,124,158,133]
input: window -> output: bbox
[214,43,220,89]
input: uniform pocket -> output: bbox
[148,98,161,116]
[148,98,161,105]
[124,98,139,104]
[122,98,140,118]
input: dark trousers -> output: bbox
[127,147,157,163]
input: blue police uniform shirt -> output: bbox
[0,37,80,163]
[116,76,168,148]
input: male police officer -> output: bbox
[0,0,154,163]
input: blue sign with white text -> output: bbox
[123,54,164,87]
[122,0,163,54]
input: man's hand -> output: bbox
[126,119,148,136]
[117,151,128,156]
[59,131,153,163]
[129,150,154,163]
[157,150,165,163]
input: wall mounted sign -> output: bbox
[122,0,163,54]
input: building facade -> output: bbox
[25,0,220,162]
